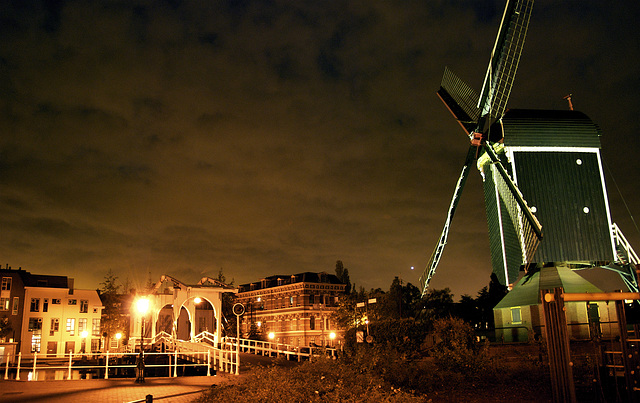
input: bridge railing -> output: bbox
[2,349,218,381]
[224,337,337,362]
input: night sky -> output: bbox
[1,1,639,298]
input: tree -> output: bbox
[476,273,508,330]
[419,288,454,321]
[0,315,11,339]
[335,260,351,294]
[99,269,128,349]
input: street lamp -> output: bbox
[268,332,275,357]
[329,332,336,346]
[135,297,150,383]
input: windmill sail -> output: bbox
[482,144,542,264]
[478,0,534,126]
[437,67,480,134]
[419,146,476,295]
[420,0,538,295]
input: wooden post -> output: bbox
[615,300,635,401]
[541,288,576,403]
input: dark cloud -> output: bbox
[0,1,638,298]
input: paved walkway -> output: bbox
[0,374,238,403]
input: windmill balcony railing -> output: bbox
[612,223,640,265]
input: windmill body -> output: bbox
[480,109,617,287]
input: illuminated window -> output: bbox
[43,299,49,312]
[309,316,315,330]
[78,318,87,333]
[92,319,101,336]
[66,318,75,336]
[31,334,41,353]
[0,297,9,311]
[1,277,11,291]
[511,307,522,324]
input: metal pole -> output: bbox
[67,350,72,380]
[105,350,109,379]
[236,314,240,375]
[207,350,211,377]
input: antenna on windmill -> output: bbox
[563,94,574,111]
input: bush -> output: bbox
[429,316,492,374]
[194,359,427,403]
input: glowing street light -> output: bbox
[135,297,150,383]
[194,297,202,304]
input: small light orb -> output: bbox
[531,206,537,213]
[194,297,202,304]
[583,207,590,214]
[576,159,582,165]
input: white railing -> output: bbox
[2,348,225,381]
[225,337,336,362]
[612,223,640,265]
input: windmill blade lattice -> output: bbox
[478,0,534,125]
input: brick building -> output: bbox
[236,272,345,348]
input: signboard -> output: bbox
[356,331,364,343]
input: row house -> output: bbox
[236,272,346,348]
[0,267,103,358]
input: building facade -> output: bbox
[236,272,345,348]
[0,267,103,357]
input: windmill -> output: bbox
[419,0,640,298]
[419,0,541,296]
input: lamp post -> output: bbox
[135,297,149,383]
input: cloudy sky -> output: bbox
[1,0,638,298]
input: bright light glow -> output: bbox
[136,297,150,315]
[268,332,275,340]
[531,206,537,213]
[81,330,88,338]
[583,207,590,214]
[257,297,261,302]
[115,332,122,340]
[194,297,202,304]
[329,332,336,340]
